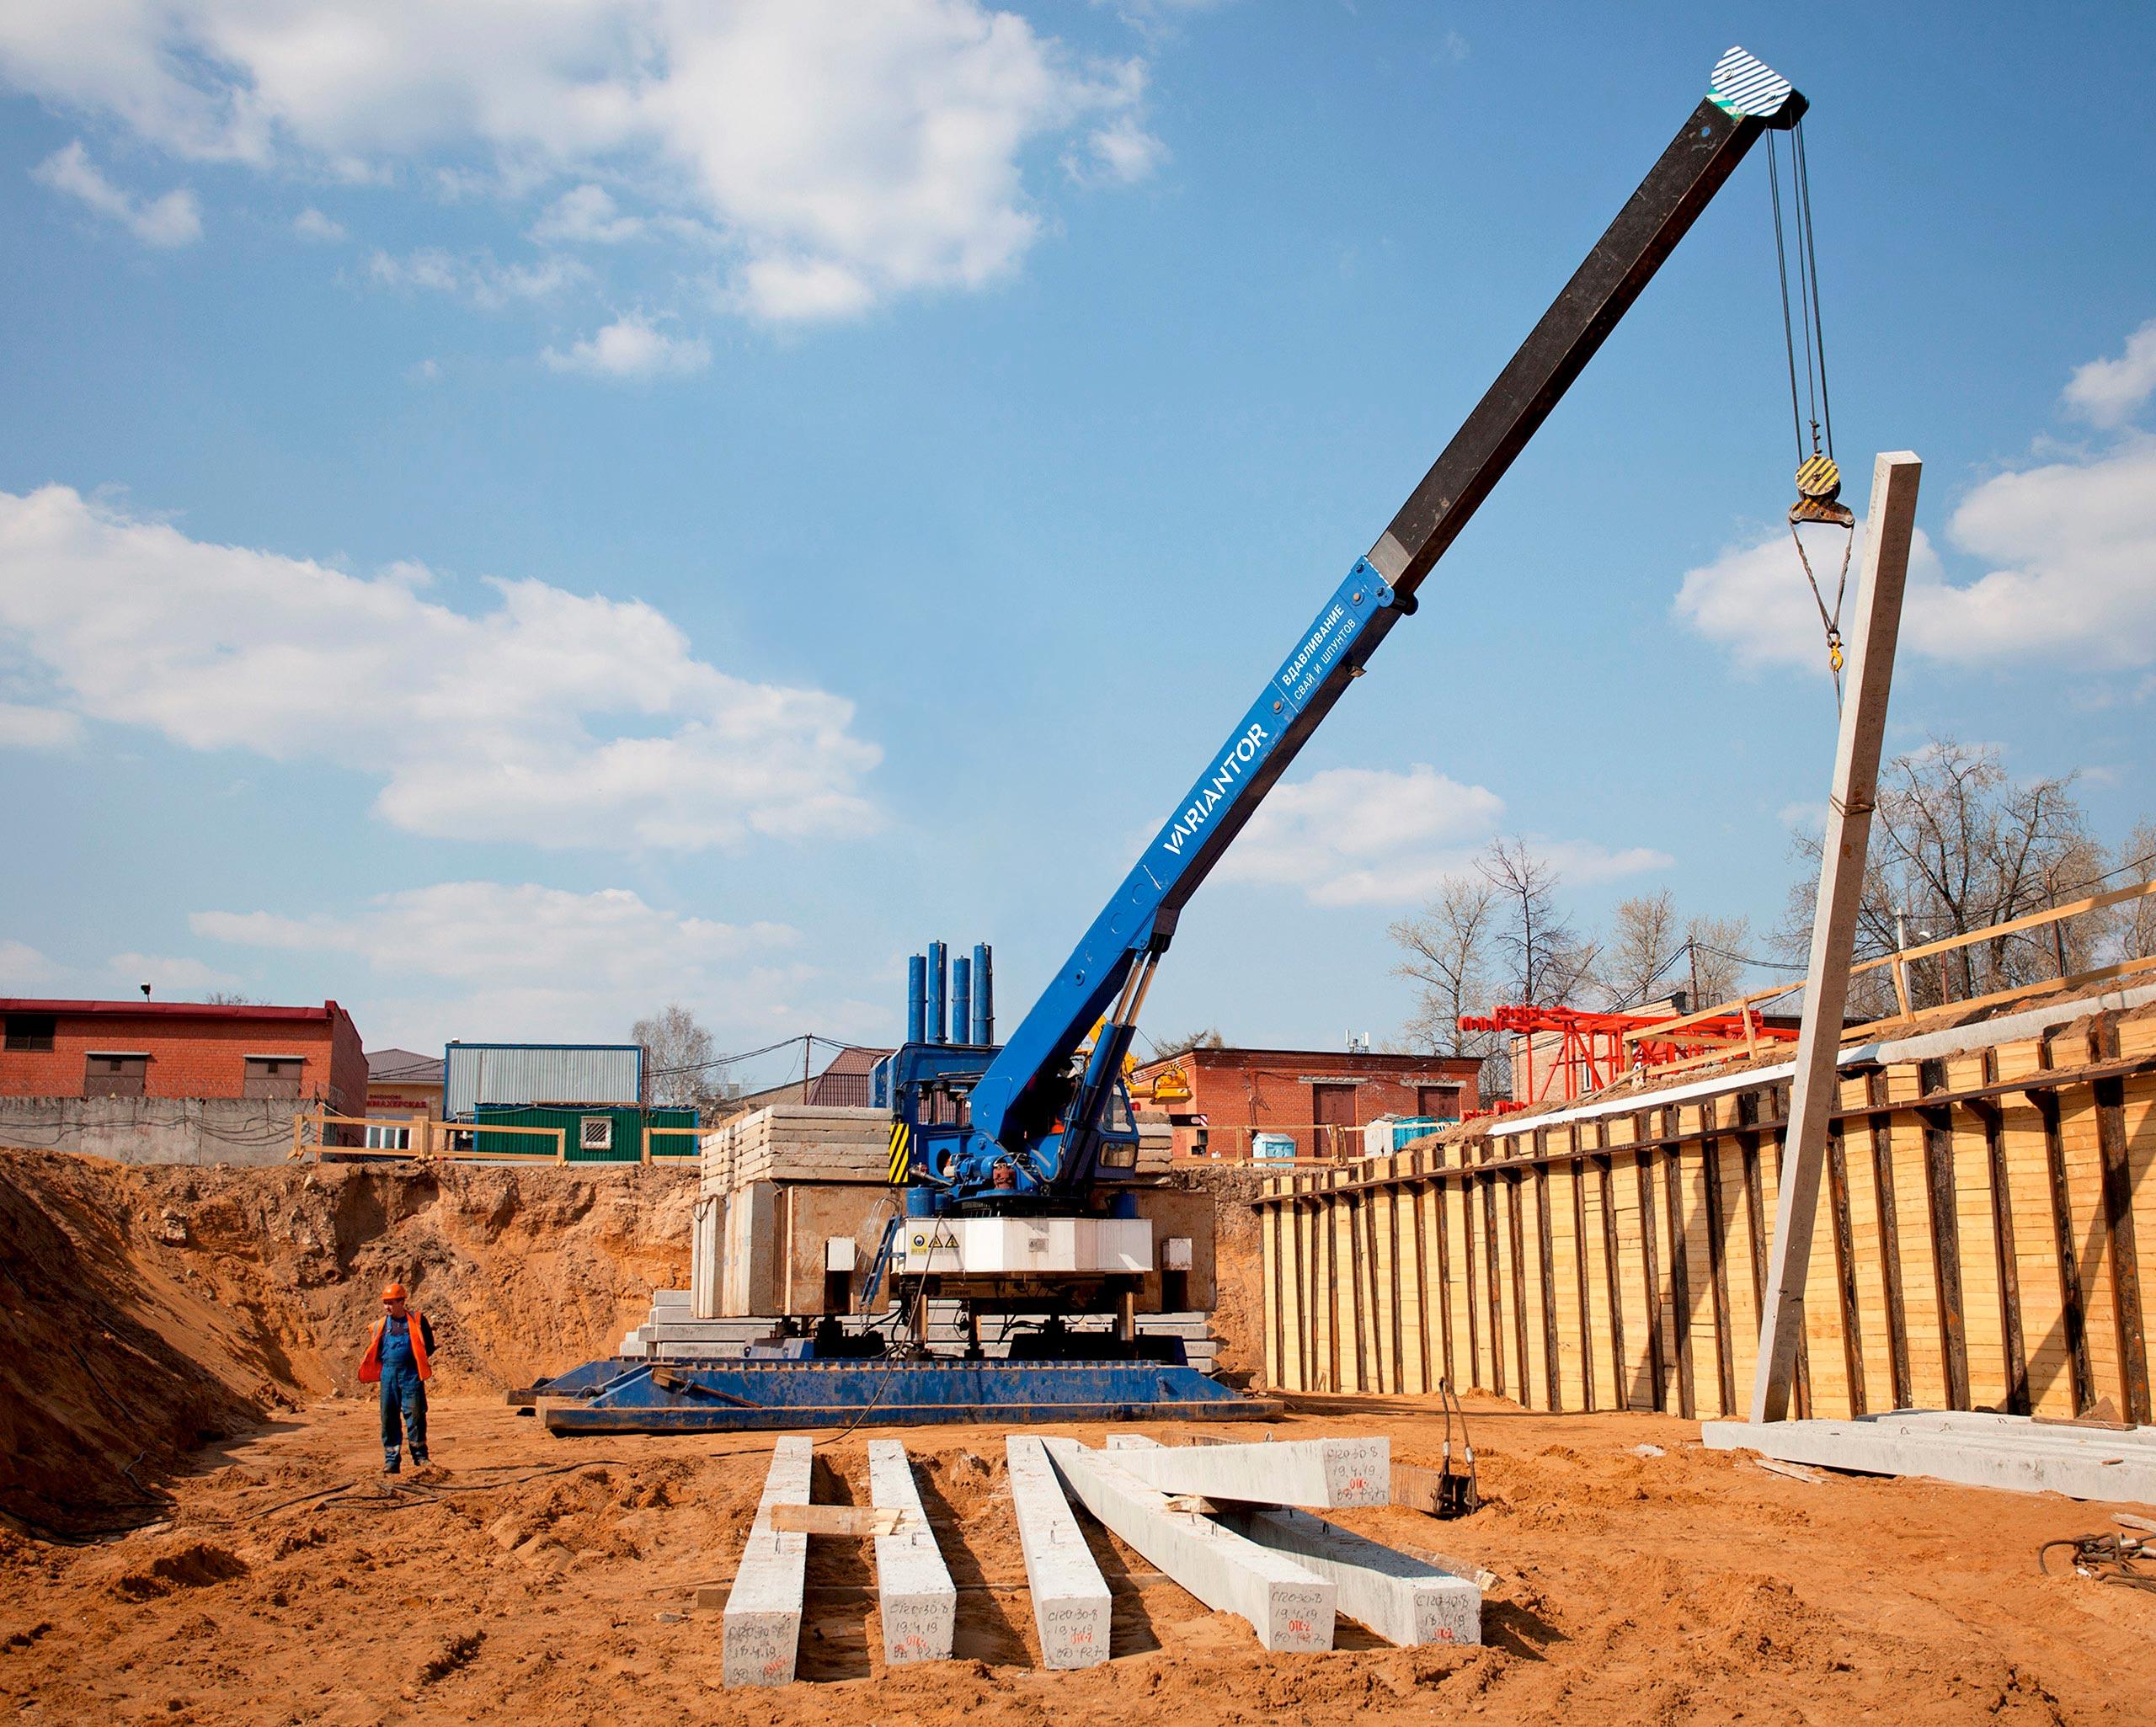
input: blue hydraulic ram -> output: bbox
[522,49,1806,1434]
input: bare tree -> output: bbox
[1149,1026,1226,1061]
[1683,913,1754,1006]
[2112,818,2156,963]
[1602,891,1681,1009]
[1779,737,2104,1017]
[1477,836,1597,1007]
[632,1003,719,1111]
[201,989,265,1005]
[1389,876,1507,1089]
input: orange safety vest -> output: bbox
[360,1310,431,1383]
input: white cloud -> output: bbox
[531,184,643,245]
[405,357,441,384]
[291,205,345,243]
[369,247,584,310]
[191,881,871,1047]
[0,940,60,989]
[0,701,82,749]
[2063,318,2156,427]
[0,484,882,851]
[1676,443,2156,674]
[1679,323,2156,676]
[109,951,243,996]
[29,140,200,246]
[542,316,711,380]
[0,2,1163,322]
[1215,764,1668,907]
[1916,440,2156,665]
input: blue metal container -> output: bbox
[926,941,947,1043]
[906,954,927,1045]
[952,956,972,1047]
[971,942,993,1043]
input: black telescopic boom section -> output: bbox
[1365,88,1803,600]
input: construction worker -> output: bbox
[360,1281,436,1474]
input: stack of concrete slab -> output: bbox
[699,1104,1174,1197]
[619,1292,1224,1373]
[701,1105,893,1193]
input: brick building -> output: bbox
[0,998,366,1164]
[1128,1044,1482,1160]
[364,1047,446,1150]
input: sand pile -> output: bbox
[0,1149,693,1538]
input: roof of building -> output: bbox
[366,1047,445,1085]
[1131,1044,1483,1074]
[0,997,348,1022]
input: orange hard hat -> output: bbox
[381,1281,408,1303]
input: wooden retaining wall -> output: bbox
[1257,1001,2156,1423]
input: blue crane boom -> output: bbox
[940,48,1807,1204]
[901,49,1811,1206]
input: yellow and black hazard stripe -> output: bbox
[887,1118,911,1185]
[1794,452,1841,503]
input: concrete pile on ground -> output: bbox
[721,1429,1478,1684]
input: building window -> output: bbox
[243,1056,304,1100]
[365,1123,412,1150]
[85,1053,147,1098]
[579,1116,613,1151]
[1417,1085,1460,1119]
[4,1014,56,1052]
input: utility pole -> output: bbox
[1751,451,1923,1424]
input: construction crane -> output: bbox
[540,47,1812,1433]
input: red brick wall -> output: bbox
[0,1001,366,1111]
[1133,1047,1482,1160]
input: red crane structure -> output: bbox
[1459,1003,1800,1116]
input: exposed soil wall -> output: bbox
[0,1149,692,1538]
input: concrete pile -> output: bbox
[722,1430,1481,1686]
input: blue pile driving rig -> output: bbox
[531,48,1811,1434]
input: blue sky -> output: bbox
[2,2,2152,1066]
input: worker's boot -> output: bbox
[410,1448,430,1468]
[382,1447,401,1476]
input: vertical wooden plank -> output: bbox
[1917,1058,1972,1410]
[1764,1090,1815,1418]
[1972,1058,2030,1414]
[1700,1104,1738,1417]
[1660,1127,1697,1420]
[1482,1175,1508,1398]
[2091,1016,2153,1424]
[1534,1164,1561,1410]
[1321,1191,1343,1394]
[1598,1148,1630,1408]
[1825,1120,1868,1415]
[1506,1171,1534,1409]
[1408,1175,1433,1395]
[1433,1181,1458,1389]
[1633,1124,1668,1412]
[1865,1070,1915,1409]
[1571,1143,1596,1412]
[1457,1164,1492,1397]
[2035,1053,2098,1415]
[1262,1201,1282,1391]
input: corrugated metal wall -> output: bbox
[443,1043,642,1117]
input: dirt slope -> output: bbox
[0,1149,692,1538]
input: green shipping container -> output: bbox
[469,1104,699,1163]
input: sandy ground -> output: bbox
[3,1389,2152,1727]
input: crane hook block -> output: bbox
[1790,453,1856,529]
